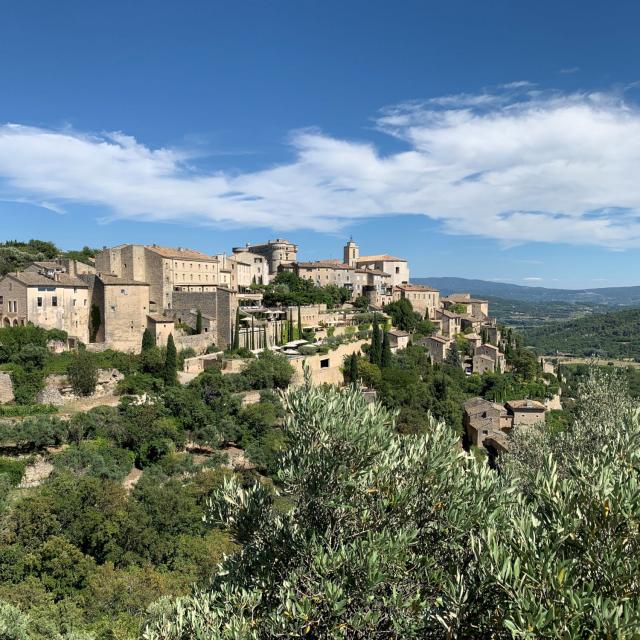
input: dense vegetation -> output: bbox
[142,368,640,639]
[0,322,296,638]
[0,239,96,276]
[524,307,640,359]
[252,271,351,308]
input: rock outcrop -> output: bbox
[0,372,14,404]
[36,368,124,406]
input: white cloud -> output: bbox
[2,87,640,247]
[560,67,580,74]
[523,277,543,282]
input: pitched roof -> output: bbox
[7,272,88,288]
[97,274,149,286]
[357,254,407,263]
[145,245,216,261]
[356,268,390,276]
[506,399,546,411]
[28,261,63,270]
[396,283,438,292]
[425,335,450,344]
[147,314,174,323]
[388,329,410,337]
[298,261,354,271]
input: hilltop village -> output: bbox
[0,237,549,457]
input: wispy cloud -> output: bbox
[2,85,640,247]
[559,66,580,74]
[523,277,543,282]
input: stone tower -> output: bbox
[343,238,359,267]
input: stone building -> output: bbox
[90,274,150,352]
[343,239,359,267]
[216,254,253,291]
[387,329,410,352]
[95,244,220,311]
[505,399,546,427]
[230,250,270,285]
[356,254,409,288]
[147,314,175,348]
[171,288,238,350]
[393,283,440,318]
[442,293,489,319]
[0,271,90,343]
[463,397,511,451]
[421,334,451,363]
[233,239,298,275]
[474,343,506,373]
[473,353,496,375]
[435,309,463,338]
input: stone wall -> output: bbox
[36,369,124,406]
[289,340,367,387]
[0,372,14,404]
[175,333,216,355]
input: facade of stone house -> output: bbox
[0,271,90,343]
[421,334,451,363]
[387,328,410,352]
[435,309,463,338]
[473,354,496,375]
[356,254,409,288]
[474,343,506,372]
[216,254,252,291]
[230,250,270,285]
[90,274,150,352]
[393,283,440,318]
[463,397,510,448]
[95,244,220,311]
[442,293,489,319]
[505,399,546,427]
[147,315,175,348]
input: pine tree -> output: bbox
[141,328,155,352]
[232,308,241,350]
[164,334,178,386]
[196,309,203,334]
[370,314,382,365]
[381,331,392,368]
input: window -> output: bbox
[320,358,330,369]
[395,267,400,274]
[73,299,77,307]
[37,297,43,307]
[52,296,58,307]
[121,289,128,295]
[0,296,3,305]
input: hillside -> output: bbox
[0,239,96,276]
[414,276,640,306]
[523,307,640,359]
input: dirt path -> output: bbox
[19,457,54,488]
[122,467,143,493]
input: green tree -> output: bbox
[232,308,241,350]
[297,304,302,341]
[141,328,155,352]
[90,303,101,342]
[369,314,382,366]
[445,342,461,368]
[381,331,392,368]
[164,334,178,386]
[383,298,420,332]
[195,309,203,335]
[67,349,98,396]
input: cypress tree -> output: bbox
[297,304,302,341]
[381,331,392,368]
[195,309,203,334]
[348,353,359,385]
[251,316,255,350]
[370,314,382,366]
[164,334,178,386]
[233,307,241,350]
[141,327,155,352]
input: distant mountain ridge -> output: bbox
[413,277,640,306]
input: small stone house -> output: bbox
[421,334,451,363]
[505,399,546,427]
[387,329,410,352]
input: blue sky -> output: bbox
[2,0,640,288]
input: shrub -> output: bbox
[52,440,135,481]
[67,350,98,396]
[0,457,27,486]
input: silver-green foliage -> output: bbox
[144,369,640,639]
